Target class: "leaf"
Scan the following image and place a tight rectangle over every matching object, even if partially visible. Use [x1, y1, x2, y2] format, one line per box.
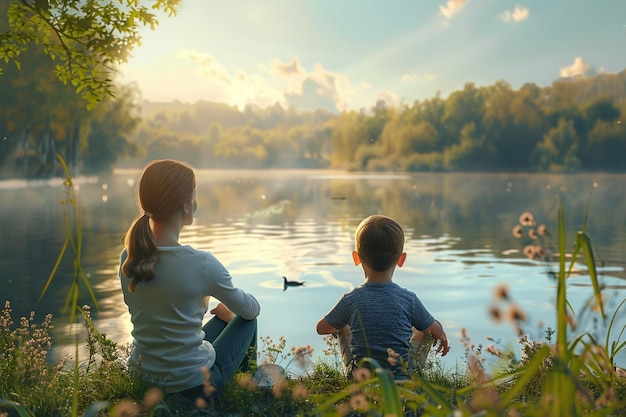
[36, 236, 70, 308]
[499, 345, 551, 403]
[0, 399, 34, 417]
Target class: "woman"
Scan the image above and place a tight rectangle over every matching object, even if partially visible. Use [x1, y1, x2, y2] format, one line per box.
[119, 159, 260, 400]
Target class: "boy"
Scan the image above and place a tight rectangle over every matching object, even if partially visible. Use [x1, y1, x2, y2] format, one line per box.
[316, 215, 449, 379]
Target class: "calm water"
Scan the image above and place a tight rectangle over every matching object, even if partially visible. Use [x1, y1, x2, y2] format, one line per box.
[2, 170, 626, 370]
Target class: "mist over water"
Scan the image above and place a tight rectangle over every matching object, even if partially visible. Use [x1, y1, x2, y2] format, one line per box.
[2, 170, 625, 370]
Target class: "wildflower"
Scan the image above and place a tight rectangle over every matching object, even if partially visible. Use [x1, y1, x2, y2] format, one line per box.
[519, 211, 536, 226]
[350, 393, 369, 411]
[523, 245, 535, 259]
[528, 228, 538, 240]
[485, 345, 502, 357]
[336, 402, 351, 416]
[291, 383, 308, 400]
[537, 224, 548, 236]
[512, 225, 523, 238]
[493, 284, 509, 300]
[112, 399, 140, 417]
[200, 366, 215, 396]
[489, 306, 502, 322]
[506, 304, 527, 322]
[533, 245, 545, 259]
[195, 397, 207, 409]
[142, 387, 163, 409]
[237, 373, 256, 391]
[271, 375, 287, 398]
[387, 348, 400, 366]
[352, 366, 371, 382]
[290, 345, 314, 368]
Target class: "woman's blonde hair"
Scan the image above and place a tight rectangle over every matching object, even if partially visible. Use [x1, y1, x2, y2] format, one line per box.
[122, 159, 196, 293]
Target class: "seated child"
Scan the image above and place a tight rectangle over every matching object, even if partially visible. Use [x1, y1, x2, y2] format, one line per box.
[316, 215, 449, 379]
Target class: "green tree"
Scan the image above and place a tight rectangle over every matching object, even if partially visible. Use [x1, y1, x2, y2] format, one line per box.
[329, 111, 369, 168]
[408, 95, 451, 150]
[586, 120, 626, 171]
[443, 122, 496, 171]
[482, 80, 543, 170]
[81, 86, 141, 173]
[1, 0, 180, 107]
[0, 39, 89, 177]
[263, 127, 299, 167]
[531, 118, 580, 172]
[441, 83, 485, 145]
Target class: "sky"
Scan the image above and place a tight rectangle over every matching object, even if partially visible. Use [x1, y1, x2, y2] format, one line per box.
[117, 0, 626, 113]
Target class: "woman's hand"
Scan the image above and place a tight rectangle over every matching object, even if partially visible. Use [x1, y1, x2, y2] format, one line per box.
[210, 303, 235, 323]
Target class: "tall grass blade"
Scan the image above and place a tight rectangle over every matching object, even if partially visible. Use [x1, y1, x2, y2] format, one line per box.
[0, 399, 34, 417]
[363, 358, 404, 416]
[72, 335, 79, 417]
[606, 298, 626, 362]
[556, 201, 568, 356]
[576, 231, 604, 318]
[409, 372, 454, 413]
[500, 345, 551, 404]
[36, 236, 69, 307]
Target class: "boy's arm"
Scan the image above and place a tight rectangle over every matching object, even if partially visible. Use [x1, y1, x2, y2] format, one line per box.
[316, 317, 341, 335]
[424, 319, 450, 356]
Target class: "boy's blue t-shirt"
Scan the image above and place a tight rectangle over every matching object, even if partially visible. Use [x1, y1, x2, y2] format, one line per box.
[324, 282, 434, 375]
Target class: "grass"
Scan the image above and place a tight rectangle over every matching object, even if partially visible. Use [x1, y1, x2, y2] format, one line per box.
[1, 157, 626, 416]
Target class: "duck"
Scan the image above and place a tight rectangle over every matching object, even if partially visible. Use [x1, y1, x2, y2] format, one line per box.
[283, 276, 305, 291]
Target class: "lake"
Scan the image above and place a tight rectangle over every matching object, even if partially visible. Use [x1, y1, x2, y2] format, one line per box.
[2, 170, 626, 371]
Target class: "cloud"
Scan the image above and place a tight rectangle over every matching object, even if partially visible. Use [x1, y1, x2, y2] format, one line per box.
[371, 90, 399, 109]
[269, 57, 305, 77]
[122, 50, 380, 112]
[439, 0, 470, 19]
[179, 50, 284, 109]
[498, 5, 530, 23]
[283, 63, 358, 112]
[559, 57, 605, 78]
[180, 50, 233, 85]
[176, 52, 365, 112]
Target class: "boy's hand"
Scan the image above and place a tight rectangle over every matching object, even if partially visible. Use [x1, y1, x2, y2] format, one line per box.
[433, 331, 450, 356]
[211, 303, 235, 323]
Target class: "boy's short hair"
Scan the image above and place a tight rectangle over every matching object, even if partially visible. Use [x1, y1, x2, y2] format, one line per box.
[355, 215, 405, 272]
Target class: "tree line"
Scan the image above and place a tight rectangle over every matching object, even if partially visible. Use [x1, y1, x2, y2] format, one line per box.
[2, 46, 626, 177]
[124, 73, 626, 173]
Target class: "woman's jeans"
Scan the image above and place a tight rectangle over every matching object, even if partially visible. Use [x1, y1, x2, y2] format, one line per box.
[203, 315, 257, 390]
[178, 315, 257, 399]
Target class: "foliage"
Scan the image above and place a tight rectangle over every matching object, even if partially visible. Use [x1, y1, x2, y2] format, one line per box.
[0, 0, 180, 107]
[37, 155, 98, 322]
[0, 46, 143, 178]
[114, 72, 626, 173]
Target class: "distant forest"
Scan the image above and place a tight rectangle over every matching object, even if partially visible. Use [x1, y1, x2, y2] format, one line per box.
[2, 44, 626, 177]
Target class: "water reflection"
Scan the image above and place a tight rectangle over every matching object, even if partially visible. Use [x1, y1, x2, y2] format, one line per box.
[1, 170, 625, 368]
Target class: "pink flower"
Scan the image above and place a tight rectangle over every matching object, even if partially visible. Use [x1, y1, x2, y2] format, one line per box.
[519, 212, 536, 226]
[523, 245, 536, 259]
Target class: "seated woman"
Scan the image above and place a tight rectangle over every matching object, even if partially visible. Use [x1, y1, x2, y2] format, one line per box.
[119, 159, 260, 402]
